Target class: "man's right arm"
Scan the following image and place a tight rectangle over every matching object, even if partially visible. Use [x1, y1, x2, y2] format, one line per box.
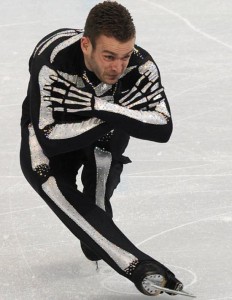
[28, 58, 112, 157]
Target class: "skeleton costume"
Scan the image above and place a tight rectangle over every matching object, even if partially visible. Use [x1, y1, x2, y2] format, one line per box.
[20, 29, 173, 281]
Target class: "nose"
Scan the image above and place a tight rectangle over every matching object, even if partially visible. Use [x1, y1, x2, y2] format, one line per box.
[111, 59, 124, 74]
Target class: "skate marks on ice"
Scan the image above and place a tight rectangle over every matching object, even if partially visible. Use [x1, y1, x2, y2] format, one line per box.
[100, 206, 232, 298]
[136, 211, 232, 249]
[139, 0, 232, 51]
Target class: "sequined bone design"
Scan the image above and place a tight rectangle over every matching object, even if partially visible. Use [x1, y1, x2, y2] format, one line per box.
[43, 62, 170, 125]
[118, 60, 168, 113]
[39, 66, 104, 140]
[28, 123, 139, 275]
[44, 73, 94, 112]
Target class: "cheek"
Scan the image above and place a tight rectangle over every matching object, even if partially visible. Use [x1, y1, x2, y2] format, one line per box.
[96, 57, 107, 72]
[100, 62, 111, 74]
[123, 60, 130, 69]
[122, 63, 128, 71]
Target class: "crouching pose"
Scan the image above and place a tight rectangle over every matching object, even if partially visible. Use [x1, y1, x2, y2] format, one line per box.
[20, 1, 183, 296]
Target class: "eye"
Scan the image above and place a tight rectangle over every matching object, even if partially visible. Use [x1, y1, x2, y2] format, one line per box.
[104, 55, 115, 61]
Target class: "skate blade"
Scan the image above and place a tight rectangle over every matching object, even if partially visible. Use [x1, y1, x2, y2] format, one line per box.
[148, 281, 196, 298]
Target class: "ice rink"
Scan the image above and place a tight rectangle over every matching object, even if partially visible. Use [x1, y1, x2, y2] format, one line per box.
[1, 0, 232, 299]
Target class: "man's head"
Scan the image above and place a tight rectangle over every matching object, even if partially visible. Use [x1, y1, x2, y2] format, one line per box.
[83, 1, 136, 48]
[81, 1, 136, 84]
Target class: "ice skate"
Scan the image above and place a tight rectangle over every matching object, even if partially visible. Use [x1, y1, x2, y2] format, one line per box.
[132, 261, 195, 297]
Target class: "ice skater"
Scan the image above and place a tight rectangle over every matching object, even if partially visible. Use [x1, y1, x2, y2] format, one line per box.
[20, 1, 191, 297]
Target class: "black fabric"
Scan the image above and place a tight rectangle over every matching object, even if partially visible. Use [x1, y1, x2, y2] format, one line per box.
[20, 28, 174, 282]
[21, 28, 172, 157]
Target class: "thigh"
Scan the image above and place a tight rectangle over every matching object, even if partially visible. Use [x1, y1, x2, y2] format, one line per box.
[20, 125, 154, 280]
[105, 158, 124, 202]
[20, 123, 84, 197]
[81, 130, 130, 215]
[50, 150, 84, 190]
[80, 146, 97, 201]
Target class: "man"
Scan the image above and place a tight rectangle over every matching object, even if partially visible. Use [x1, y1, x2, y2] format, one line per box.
[20, 1, 183, 296]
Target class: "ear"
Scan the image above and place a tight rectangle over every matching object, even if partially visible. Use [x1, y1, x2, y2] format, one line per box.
[81, 37, 91, 54]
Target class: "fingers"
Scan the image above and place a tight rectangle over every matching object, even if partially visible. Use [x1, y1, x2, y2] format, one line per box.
[43, 96, 63, 104]
[43, 73, 93, 109]
[44, 85, 66, 95]
[49, 75, 72, 88]
[119, 86, 137, 104]
[48, 74, 92, 99]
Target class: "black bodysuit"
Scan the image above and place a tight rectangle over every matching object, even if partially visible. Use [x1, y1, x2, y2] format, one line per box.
[20, 28, 173, 280]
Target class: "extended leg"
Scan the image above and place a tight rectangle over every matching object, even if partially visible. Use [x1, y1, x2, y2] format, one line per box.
[20, 125, 152, 278]
[20, 124, 183, 293]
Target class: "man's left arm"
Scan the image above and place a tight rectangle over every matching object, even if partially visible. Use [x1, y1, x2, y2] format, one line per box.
[94, 59, 173, 143]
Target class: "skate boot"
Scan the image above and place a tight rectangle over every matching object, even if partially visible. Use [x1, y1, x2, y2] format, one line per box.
[165, 272, 184, 296]
[132, 261, 183, 296]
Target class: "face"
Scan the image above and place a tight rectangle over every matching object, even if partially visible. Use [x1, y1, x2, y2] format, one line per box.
[81, 35, 135, 84]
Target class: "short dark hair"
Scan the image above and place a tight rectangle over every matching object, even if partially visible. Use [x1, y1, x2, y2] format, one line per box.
[83, 1, 136, 48]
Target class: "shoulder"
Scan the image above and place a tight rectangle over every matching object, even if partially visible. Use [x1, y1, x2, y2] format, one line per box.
[33, 28, 83, 56]
[29, 28, 83, 69]
[130, 45, 153, 63]
[130, 45, 160, 73]
[120, 45, 161, 88]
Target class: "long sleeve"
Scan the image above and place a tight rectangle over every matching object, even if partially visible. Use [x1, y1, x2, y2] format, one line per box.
[27, 62, 112, 157]
[92, 99, 172, 143]
[92, 59, 172, 143]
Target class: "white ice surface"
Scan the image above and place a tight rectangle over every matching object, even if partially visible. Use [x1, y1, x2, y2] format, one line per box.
[1, 0, 232, 299]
